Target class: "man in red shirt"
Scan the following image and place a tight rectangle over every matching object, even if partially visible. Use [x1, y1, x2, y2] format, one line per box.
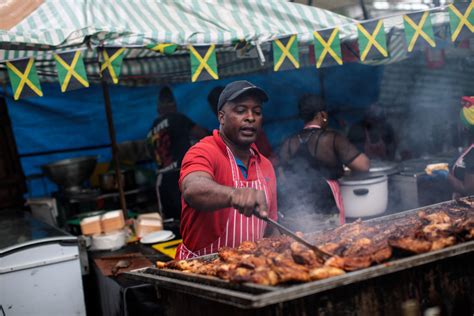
[176, 81, 278, 259]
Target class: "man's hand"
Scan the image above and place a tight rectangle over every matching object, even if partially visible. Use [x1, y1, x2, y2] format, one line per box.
[230, 188, 268, 218]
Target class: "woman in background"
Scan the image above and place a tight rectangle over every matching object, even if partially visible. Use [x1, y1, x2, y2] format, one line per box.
[449, 96, 474, 198]
[278, 95, 369, 231]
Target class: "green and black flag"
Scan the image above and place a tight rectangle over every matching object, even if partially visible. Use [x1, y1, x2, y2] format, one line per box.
[6, 57, 43, 100]
[100, 47, 125, 84]
[54, 51, 89, 92]
[189, 45, 219, 82]
[272, 35, 300, 71]
[313, 28, 343, 68]
[403, 12, 436, 52]
[146, 43, 177, 55]
[448, 2, 474, 42]
[357, 20, 388, 62]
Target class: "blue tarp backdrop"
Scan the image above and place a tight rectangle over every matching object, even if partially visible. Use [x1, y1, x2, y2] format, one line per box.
[3, 64, 382, 197]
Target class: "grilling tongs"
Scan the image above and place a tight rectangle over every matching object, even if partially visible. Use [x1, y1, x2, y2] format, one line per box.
[253, 210, 332, 260]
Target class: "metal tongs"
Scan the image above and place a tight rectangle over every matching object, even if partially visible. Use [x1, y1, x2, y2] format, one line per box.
[253, 210, 332, 260]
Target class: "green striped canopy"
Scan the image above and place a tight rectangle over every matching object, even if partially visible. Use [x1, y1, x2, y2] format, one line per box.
[0, 0, 455, 84]
[0, 0, 356, 56]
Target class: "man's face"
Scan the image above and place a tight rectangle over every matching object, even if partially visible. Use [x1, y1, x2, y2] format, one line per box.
[218, 95, 263, 147]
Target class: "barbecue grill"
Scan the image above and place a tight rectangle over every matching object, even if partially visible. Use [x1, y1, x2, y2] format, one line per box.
[126, 200, 474, 315]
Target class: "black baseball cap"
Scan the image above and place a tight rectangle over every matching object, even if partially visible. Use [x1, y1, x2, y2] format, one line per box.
[217, 80, 269, 111]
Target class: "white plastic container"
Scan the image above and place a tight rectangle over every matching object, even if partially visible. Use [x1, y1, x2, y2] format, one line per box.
[339, 175, 388, 218]
[0, 211, 86, 316]
[90, 229, 127, 251]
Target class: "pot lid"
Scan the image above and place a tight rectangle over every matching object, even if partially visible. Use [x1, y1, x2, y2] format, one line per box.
[339, 174, 387, 185]
[369, 160, 399, 173]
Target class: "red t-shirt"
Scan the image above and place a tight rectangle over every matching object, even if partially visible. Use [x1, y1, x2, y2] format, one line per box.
[179, 130, 278, 251]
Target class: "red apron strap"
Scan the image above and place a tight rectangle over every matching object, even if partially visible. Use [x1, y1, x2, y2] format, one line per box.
[326, 179, 345, 225]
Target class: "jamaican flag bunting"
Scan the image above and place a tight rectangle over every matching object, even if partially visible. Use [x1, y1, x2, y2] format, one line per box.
[6, 58, 42, 100]
[272, 35, 299, 71]
[357, 20, 388, 62]
[100, 48, 125, 84]
[189, 45, 219, 82]
[313, 28, 343, 68]
[448, 2, 474, 42]
[403, 12, 436, 52]
[147, 43, 177, 55]
[54, 51, 89, 92]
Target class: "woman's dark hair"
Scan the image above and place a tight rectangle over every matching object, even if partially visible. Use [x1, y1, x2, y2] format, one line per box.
[298, 94, 326, 123]
[159, 86, 175, 104]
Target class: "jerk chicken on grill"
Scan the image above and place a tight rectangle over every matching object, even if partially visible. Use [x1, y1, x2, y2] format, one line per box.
[157, 199, 474, 285]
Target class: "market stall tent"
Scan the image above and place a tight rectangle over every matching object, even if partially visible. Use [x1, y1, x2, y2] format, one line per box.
[0, 0, 472, 201]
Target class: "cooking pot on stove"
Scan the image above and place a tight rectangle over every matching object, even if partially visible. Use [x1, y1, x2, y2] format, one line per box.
[339, 175, 388, 218]
[368, 160, 399, 177]
[99, 169, 136, 192]
[344, 160, 399, 178]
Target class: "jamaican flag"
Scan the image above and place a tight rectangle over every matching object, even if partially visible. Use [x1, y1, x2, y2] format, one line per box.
[313, 28, 343, 68]
[357, 20, 388, 62]
[6, 58, 42, 100]
[100, 47, 125, 84]
[448, 2, 474, 42]
[272, 35, 299, 71]
[189, 45, 219, 82]
[403, 12, 436, 52]
[54, 51, 89, 92]
[147, 43, 177, 55]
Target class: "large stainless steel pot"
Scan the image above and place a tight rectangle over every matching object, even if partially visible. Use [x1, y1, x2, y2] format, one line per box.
[99, 169, 136, 192]
[339, 175, 388, 218]
[41, 156, 97, 191]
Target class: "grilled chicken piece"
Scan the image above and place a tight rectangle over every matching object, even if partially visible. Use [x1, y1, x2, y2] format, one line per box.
[388, 237, 432, 254]
[324, 255, 372, 271]
[250, 268, 279, 285]
[319, 242, 342, 255]
[419, 211, 451, 224]
[227, 267, 253, 283]
[238, 240, 257, 253]
[193, 260, 223, 276]
[237, 254, 268, 269]
[218, 247, 241, 263]
[271, 253, 310, 283]
[290, 242, 323, 268]
[431, 236, 456, 251]
[156, 261, 167, 268]
[165, 259, 203, 271]
[370, 245, 392, 263]
[423, 223, 453, 239]
[309, 266, 345, 280]
[216, 263, 238, 280]
[343, 238, 372, 257]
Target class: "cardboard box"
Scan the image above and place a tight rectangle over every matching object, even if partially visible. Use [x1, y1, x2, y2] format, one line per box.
[135, 213, 163, 238]
[80, 210, 125, 235]
[101, 210, 125, 233]
[80, 215, 102, 236]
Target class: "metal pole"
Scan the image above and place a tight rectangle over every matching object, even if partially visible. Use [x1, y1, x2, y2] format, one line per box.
[101, 78, 128, 219]
[359, 0, 370, 20]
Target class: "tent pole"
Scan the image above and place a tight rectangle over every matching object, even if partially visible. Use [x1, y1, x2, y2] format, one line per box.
[101, 79, 128, 219]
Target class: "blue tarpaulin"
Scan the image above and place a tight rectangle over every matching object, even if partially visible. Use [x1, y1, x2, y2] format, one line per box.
[4, 64, 382, 197]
